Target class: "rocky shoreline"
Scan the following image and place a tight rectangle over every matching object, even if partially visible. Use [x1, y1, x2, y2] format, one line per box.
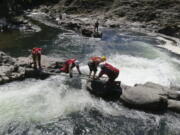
[1, 51, 180, 114]
[0, 51, 61, 85]
[28, 0, 180, 39]
[1, 0, 180, 39]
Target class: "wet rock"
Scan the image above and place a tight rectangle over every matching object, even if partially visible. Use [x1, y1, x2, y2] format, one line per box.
[93, 32, 103, 38]
[0, 50, 69, 85]
[81, 28, 93, 37]
[168, 99, 180, 113]
[16, 57, 31, 67]
[120, 85, 168, 111]
[24, 68, 51, 79]
[62, 20, 81, 31]
[86, 79, 122, 101]
[167, 91, 180, 101]
[0, 51, 62, 85]
[105, 20, 120, 28]
[158, 24, 180, 37]
[135, 82, 170, 92]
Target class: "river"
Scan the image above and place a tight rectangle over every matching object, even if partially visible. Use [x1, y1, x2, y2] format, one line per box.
[0, 12, 180, 135]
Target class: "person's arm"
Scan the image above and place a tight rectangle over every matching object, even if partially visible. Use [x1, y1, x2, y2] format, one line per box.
[97, 70, 104, 80]
[76, 66, 82, 75]
[93, 71, 97, 79]
[69, 64, 73, 78]
[89, 70, 92, 78]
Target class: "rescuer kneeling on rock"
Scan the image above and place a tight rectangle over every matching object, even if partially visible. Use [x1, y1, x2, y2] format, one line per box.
[59, 58, 82, 78]
[97, 62, 119, 84]
[31, 47, 42, 69]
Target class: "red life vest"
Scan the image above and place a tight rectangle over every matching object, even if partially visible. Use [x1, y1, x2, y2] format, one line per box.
[90, 57, 101, 62]
[60, 59, 76, 73]
[66, 59, 76, 65]
[99, 63, 119, 78]
[32, 48, 42, 55]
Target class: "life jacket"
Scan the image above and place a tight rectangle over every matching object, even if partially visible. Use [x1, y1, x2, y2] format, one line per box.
[90, 57, 101, 62]
[32, 48, 42, 55]
[89, 57, 101, 65]
[66, 59, 76, 66]
[100, 63, 119, 78]
[60, 59, 76, 73]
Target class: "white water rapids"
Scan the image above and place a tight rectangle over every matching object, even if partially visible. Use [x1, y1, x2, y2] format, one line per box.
[0, 11, 180, 134]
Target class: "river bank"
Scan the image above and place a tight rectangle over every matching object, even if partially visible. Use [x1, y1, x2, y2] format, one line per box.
[1, 0, 180, 38]
[26, 6, 180, 55]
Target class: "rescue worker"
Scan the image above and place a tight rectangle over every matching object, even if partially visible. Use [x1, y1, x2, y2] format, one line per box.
[60, 59, 81, 78]
[97, 63, 119, 84]
[31, 47, 42, 69]
[94, 20, 99, 33]
[88, 56, 106, 79]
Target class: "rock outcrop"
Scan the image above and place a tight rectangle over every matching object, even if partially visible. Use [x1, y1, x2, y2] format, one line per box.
[120, 82, 180, 113]
[1, 0, 180, 38]
[120, 84, 168, 111]
[0, 51, 62, 84]
[86, 79, 122, 101]
[36, 0, 180, 38]
[2, 51, 180, 114]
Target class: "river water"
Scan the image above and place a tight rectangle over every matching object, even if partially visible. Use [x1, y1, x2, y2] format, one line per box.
[0, 12, 180, 135]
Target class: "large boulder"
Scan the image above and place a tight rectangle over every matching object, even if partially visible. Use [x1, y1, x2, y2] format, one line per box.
[167, 91, 180, 101]
[86, 79, 122, 101]
[168, 99, 180, 113]
[0, 51, 63, 85]
[120, 84, 168, 111]
[24, 68, 51, 79]
[81, 28, 93, 37]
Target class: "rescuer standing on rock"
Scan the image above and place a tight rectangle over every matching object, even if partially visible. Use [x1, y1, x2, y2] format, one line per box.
[94, 19, 99, 33]
[31, 47, 42, 69]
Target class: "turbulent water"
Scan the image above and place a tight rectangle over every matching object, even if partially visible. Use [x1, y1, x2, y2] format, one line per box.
[0, 12, 180, 135]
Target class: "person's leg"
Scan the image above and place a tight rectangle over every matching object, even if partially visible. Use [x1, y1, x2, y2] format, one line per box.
[88, 62, 93, 78]
[32, 54, 37, 69]
[37, 53, 41, 69]
[107, 72, 119, 84]
[92, 64, 97, 79]
[60, 62, 68, 73]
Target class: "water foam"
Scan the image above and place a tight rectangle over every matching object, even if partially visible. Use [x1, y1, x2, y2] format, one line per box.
[0, 75, 126, 126]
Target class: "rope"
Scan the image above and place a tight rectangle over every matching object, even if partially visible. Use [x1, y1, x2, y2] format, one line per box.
[47, 71, 108, 80]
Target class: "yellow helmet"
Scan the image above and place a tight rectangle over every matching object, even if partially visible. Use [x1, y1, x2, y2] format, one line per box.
[101, 56, 106, 61]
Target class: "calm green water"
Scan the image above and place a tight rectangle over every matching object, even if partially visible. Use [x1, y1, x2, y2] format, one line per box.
[0, 12, 180, 135]
[0, 23, 60, 57]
